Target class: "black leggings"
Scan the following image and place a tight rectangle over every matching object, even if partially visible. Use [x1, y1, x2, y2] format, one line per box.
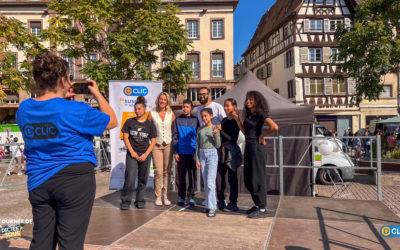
[244, 141, 267, 208]
[29, 162, 96, 250]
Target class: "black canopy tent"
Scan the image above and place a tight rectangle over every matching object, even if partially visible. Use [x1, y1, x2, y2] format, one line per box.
[213, 71, 315, 196]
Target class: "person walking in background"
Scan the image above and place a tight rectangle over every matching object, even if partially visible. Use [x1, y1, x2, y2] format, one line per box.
[121, 96, 157, 210]
[353, 132, 361, 161]
[148, 92, 175, 206]
[8, 137, 23, 176]
[196, 108, 221, 217]
[16, 52, 117, 250]
[216, 98, 243, 212]
[343, 129, 349, 152]
[243, 91, 278, 219]
[172, 100, 199, 206]
[387, 132, 396, 151]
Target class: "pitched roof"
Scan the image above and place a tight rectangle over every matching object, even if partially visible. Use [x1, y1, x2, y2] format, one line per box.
[242, 0, 303, 56]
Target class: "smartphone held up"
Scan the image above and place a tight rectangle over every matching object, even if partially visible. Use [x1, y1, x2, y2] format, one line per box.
[72, 81, 93, 95]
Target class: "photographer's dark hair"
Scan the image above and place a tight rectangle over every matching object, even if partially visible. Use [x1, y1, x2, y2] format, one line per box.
[200, 108, 213, 116]
[135, 96, 146, 107]
[244, 91, 269, 118]
[32, 52, 69, 96]
[183, 99, 193, 107]
[225, 98, 237, 106]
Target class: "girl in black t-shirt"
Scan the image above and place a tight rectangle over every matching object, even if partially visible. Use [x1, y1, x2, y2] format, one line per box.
[121, 96, 157, 210]
[243, 91, 278, 219]
[216, 98, 244, 212]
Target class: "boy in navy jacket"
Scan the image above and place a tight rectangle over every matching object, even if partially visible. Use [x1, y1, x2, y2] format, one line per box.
[172, 99, 199, 206]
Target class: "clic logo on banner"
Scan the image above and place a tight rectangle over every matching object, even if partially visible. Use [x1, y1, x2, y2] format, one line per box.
[123, 86, 148, 96]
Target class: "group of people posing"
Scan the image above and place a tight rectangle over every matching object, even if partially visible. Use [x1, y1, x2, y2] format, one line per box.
[120, 87, 278, 218]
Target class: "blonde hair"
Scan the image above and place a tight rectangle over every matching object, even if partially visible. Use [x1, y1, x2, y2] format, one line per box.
[155, 92, 172, 113]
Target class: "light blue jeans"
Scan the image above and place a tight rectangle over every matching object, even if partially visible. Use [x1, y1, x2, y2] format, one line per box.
[199, 148, 218, 211]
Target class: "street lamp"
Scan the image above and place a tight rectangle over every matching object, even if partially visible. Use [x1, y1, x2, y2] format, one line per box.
[165, 67, 172, 94]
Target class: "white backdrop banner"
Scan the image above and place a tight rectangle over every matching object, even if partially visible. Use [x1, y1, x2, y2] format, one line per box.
[109, 80, 162, 190]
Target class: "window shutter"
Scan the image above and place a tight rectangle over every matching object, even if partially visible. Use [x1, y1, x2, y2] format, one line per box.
[30, 21, 41, 28]
[323, 47, 330, 63]
[324, 19, 329, 32]
[347, 77, 356, 94]
[324, 78, 333, 95]
[301, 47, 308, 63]
[344, 18, 351, 28]
[304, 19, 310, 32]
[305, 78, 310, 95]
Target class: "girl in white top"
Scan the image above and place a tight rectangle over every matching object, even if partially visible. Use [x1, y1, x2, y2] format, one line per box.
[148, 92, 175, 206]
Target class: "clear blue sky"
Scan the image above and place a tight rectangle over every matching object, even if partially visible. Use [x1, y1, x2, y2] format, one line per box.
[234, 0, 276, 64]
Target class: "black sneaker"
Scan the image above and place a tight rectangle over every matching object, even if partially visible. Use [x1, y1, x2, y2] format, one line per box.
[207, 210, 216, 217]
[135, 202, 145, 209]
[177, 199, 185, 206]
[120, 203, 130, 210]
[226, 202, 239, 212]
[189, 198, 196, 206]
[246, 206, 259, 214]
[217, 201, 226, 211]
[248, 209, 268, 219]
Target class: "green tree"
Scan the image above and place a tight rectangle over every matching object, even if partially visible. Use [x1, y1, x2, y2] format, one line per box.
[41, 0, 193, 94]
[0, 14, 44, 98]
[335, 0, 400, 104]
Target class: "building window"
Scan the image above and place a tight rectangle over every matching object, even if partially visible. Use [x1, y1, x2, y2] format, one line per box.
[212, 20, 223, 39]
[310, 19, 323, 31]
[187, 88, 198, 102]
[285, 50, 294, 68]
[330, 19, 343, 31]
[267, 39, 271, 49]
[61, 54, 74, 79]
[170, 89, 177, 103]
[256, 67, 265, 80]
[326, 0, 334, 5]
[283, 24, 292, 39]
[315, 0, 324, 5]
[259, 42, 265, 56]
[332, 78, 346, 94]
[310, 79, 323, 95]
[212, 53, 224, 78]
[266, 63, 272, 77]
[187, 20, 199, 39]
[331, 48, 340, 62]
[29, 21, 42, 36]
[86, 54, 97, 63]
[272, 33, 280, 46]
[309, 48, 322, 62]
[381, 85, 392, 98]
[144, 62, 151, 72]
[211, 88, 226, 100]
[188, 53, 199, 79]
[288, 80, 295, 98]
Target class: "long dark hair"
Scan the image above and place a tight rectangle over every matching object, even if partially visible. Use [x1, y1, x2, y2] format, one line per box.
[244, 91, 269, 118]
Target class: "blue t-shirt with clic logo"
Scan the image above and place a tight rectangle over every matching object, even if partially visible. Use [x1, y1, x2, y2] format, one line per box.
[16, 98, 110, 191]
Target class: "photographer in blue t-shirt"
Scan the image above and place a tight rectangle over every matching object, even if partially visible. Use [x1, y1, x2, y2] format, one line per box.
[16, 52, 118, 250]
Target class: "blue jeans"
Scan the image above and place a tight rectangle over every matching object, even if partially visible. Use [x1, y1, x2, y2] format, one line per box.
[199, 148, 218, 211]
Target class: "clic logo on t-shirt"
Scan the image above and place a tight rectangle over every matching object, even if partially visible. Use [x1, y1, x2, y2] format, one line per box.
[23, 122, 59, 139]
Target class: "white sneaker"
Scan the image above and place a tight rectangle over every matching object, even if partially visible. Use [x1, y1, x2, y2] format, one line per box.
[163, 198, 171, 206]
[17, 172, 23, 176]
[155, 198, 162, 206]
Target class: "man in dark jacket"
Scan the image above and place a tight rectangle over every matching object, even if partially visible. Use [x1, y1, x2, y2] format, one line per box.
[172, 100, 199, 206]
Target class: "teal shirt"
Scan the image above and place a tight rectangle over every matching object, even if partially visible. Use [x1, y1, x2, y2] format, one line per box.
[196, 126, 221, 162]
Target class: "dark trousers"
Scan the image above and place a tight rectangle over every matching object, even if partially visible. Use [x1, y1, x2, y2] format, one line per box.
[121, 153, 151, 206]
[244, 141, 267, 208]
[28, 162, 96, 250]
[216, 162, 239, 204]
[177, 154, 197, 199]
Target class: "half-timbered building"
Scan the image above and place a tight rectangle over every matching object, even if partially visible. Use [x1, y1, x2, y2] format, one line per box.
[242, 0, 399, 134]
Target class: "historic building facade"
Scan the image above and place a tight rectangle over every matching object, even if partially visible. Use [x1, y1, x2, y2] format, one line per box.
[0, 0, 238, 121]
[242, 0, 399, 134]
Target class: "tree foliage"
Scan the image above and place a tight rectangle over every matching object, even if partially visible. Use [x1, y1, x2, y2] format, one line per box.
[335, 0, 400, 104]
[0, 14, 44, 98]
[41, 0, 193, 93]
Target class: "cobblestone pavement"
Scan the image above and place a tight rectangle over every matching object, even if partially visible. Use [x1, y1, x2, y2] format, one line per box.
[316, 182, 400, 217]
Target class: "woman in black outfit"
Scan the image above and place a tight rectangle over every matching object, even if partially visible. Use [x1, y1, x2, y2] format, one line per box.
[243, 91, 278, 218]
[217, 98, 244, 211]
